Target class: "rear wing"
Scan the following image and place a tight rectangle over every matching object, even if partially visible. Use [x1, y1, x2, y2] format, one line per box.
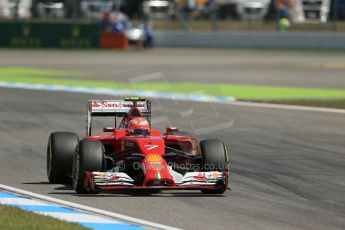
[87, 98, 151, 136]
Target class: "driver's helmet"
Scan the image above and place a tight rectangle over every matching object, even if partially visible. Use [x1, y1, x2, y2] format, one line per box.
[128, 117, 150, 135]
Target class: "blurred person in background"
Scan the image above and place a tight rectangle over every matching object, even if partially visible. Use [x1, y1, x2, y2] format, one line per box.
[278, 0, 294, 31]
[110, 11, 128, 32]
[278, 0, 289, 18]
[143, 20, 154, 47]
[101, 10, 112, 31]
[279, 14, 290, 31]
[278, 0, 295, 18]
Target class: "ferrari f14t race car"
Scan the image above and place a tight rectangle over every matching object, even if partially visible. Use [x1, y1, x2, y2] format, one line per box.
[47, 97, 229, 194]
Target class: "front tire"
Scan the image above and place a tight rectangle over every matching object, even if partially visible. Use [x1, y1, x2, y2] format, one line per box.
[47, 132, 79, 184]
[200, 139, 229, 194]
[73, 139, 104, 194]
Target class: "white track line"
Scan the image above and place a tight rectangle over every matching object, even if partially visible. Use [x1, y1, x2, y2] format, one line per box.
[0, 184, 181, 230]
[37, 212, 121, 224]
[0, 198, 50, 206]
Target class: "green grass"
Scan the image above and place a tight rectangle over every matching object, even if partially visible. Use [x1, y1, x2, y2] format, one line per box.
[0, 205, 88, 230]
[0, 67, 82, 78]
[1, 66, 345, 101]
[129, 82, 345, 100]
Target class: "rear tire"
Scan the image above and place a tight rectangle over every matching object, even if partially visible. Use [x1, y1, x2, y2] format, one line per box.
[47, 132, 79, 184]
[200, 139, 228, 194]
[73, 140, 104, 194]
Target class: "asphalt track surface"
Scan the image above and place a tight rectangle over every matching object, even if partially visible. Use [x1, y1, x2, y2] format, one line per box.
[1, 48, 345, 89]
[0, 49, 345, 230]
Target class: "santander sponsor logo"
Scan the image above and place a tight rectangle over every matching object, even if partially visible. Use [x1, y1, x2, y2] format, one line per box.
[91, 100, 146, 110]
[101, 101, 119, 107]
[91, 101, 133, 108]
[92, 101, 101, 107]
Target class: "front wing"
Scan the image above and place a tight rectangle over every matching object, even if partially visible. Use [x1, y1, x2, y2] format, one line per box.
[84, 171, 228, 192]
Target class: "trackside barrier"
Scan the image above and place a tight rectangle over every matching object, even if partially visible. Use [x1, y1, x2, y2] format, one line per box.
[154, 31, 345, 50]
[99, 32, 129, 50]
[3, 21, 345, 50]
[0, 21, 99, 48]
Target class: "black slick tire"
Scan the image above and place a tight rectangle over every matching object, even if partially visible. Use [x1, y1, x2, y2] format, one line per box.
[73, 139, 104, 194]
[47, 132, 79, 184]
[200, 139, 229, 194]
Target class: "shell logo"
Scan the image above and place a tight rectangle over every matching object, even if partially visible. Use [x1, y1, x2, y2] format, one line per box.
[145, 154, 163, 163]
[211, 172, 221, 178]
[97, 172, 105, 178]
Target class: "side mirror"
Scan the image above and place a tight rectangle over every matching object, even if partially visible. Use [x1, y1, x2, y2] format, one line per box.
[166, 127, 179, 133]
[103, 127, 115, 132]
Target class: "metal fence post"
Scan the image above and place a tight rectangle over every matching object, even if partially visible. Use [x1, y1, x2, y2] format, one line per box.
[332, 0, 338, 32]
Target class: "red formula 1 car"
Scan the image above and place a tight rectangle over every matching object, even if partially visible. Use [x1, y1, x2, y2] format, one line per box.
[47, 97, 229, 194]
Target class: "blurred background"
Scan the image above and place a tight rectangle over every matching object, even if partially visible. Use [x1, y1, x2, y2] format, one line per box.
[0, 0, 344, 32]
